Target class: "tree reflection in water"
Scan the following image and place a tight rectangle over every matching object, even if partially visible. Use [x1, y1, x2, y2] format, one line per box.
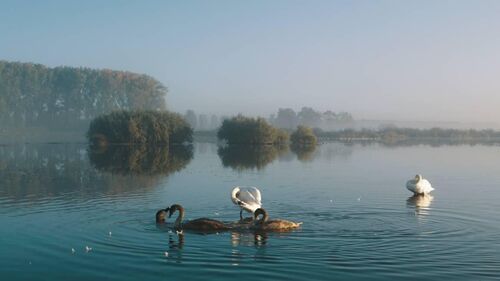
[217, 145, 288, 171]
[0, 144, 193, 201]
[290, 144, 317, 162]
[88, 144, 193, 176]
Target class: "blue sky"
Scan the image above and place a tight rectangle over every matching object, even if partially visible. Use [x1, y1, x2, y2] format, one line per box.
[2, 0, 500, 123]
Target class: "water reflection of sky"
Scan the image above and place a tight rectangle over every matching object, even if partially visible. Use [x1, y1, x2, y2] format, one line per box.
[1, 142, 500, 280]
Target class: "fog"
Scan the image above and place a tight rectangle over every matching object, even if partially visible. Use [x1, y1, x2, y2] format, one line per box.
[1, 0, 500, 128]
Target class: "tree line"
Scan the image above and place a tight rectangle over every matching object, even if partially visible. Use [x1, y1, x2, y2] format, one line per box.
[316, 127, 500, 142]
[184, 107, 354, 133]
[184, 110, 223, 131]
[269, 107, 354, 130]
[0, 60, 167, 130]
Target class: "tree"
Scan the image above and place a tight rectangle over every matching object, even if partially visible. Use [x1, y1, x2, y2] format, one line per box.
[217, 114, 289, 145]
[290, 125, 317, 146]
[210, 114, 219, 130]
[184, 110, 197, 130]
[198, 114, 208, 130]
[0, 60, 167, 131]
[297, 107, 322, 128]
[87, 110, 192, 145]
[274, 108, 298, 129]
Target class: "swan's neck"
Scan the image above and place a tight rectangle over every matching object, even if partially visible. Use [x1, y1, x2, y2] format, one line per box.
[256, 211, 269, 224]
[262, 211, 269, 222]
[174, 207, 184, 229]
[231, 187, 240, 201]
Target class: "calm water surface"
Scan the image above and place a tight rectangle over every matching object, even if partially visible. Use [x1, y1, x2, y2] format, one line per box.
[1, 142, 500, 280]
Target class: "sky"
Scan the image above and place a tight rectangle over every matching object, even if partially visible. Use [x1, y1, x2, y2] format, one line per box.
[1, 0, 500, 124]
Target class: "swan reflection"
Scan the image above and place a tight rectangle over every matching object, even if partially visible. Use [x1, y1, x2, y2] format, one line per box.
[407, 194, 434, 217]
[231, 231, 268, 248]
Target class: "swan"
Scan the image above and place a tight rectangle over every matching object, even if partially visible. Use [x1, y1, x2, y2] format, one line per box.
[406, 174, 434, 195]
[251, 208, 302, 231]
[156, 207, 170, 223]
[231, 186, 262, 220]
[168, 204, 229, 232]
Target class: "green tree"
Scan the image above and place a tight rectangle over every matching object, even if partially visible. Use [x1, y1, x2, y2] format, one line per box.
[290, 125, 317, 146]
[217, 114, 289, 145]
[87, 110, 192, 145]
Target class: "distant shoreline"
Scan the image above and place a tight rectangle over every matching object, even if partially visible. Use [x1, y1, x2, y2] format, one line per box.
[3, 128, 500, 145]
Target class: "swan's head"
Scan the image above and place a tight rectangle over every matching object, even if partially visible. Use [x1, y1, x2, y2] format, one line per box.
[155, 207, 170, 223]
[415, 174, 423, 181]
[168, 204, 183, 218]
[253, 208, 268, 224]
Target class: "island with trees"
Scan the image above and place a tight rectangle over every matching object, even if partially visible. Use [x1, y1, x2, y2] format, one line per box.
[87, 110, 193, 146]
[217, 115, 288, 145]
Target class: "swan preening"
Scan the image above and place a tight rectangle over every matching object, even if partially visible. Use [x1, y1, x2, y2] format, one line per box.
[406, 174, 434, 195]
[231, 186, 262, 220]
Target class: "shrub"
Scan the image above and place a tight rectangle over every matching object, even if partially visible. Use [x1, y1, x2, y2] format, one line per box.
[290, 126, 317, 146]
[217, 115, 288, 145]
[87, 110, 192, 145]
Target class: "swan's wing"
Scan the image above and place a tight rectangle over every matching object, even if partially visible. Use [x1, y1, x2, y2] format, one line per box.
[421, 179, 434, 192]
[234, 187, 262, 212]
[238, 190, 260, 205]
[406, 179, 416, 192]
[246, 187, 262, 205]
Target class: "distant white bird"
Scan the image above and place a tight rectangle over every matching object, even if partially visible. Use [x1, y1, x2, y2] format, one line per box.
[231, 186, 262, 220]
[85, 246, 92, 252]
[406, 174, 434, 195]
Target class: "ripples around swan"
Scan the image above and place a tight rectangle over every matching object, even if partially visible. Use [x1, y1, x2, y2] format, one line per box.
[1, 143, 500, 280]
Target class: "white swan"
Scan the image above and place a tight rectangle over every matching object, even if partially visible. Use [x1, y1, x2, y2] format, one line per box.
[231, 186, 262, 220]
[406, 174, 434, 195]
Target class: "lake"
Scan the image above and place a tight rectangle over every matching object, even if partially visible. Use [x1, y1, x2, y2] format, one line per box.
[1, 142, 499, 280]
